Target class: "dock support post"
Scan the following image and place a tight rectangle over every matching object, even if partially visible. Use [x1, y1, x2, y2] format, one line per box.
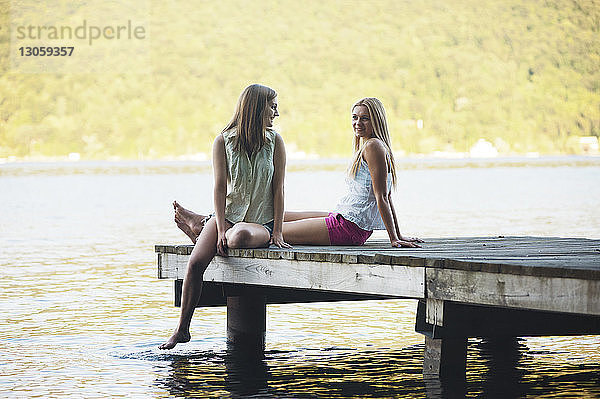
[416, 299, 468, 378]
[423, 335, 467, 377]
[417, 299, 468, 397]
[226, 295, 266, 354]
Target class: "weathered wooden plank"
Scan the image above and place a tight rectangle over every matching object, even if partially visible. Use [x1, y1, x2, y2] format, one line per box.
[374, 254, 391, 265]
[175, 245, 191, 255]
[154, 244, 169, 253]
[228, 248, 241, 257]
[266, 250, 295, 260]
[253, 249, 270, 259]
[358, 254, 376, 264]
[158, 253, 188, 279]
[239, 249, 255, 258]
[341, 254, 358, 263]
[390, 256, 426, 267]
[371, 237, 599, 253]
[380, 246, 597, 256]
[156, 237, 599, 255]
[308, 252, 342, 262]
[443, 258, 600, 279]
[444, 258, 599, 278]
[158, 253, 425, 298]
[295, 252, 312, 261]
[155, 237, 600, 279]
[418, 299, 600, 337]
[426, 268, 600, 315]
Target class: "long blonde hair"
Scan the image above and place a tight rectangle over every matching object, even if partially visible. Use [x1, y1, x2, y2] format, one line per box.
[349, 97, 397, 187]
[222, 84, 277, 157]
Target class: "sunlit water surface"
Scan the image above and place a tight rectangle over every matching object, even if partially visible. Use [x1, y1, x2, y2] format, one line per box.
[1, 158, 599, 398]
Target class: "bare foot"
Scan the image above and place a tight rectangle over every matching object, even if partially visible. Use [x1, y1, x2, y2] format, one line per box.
[173, 201, 207, 244]
[158, 329, 191, 350]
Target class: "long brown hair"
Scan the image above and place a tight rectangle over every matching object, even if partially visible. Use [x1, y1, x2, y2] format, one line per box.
[222, 84, 277, 157]
[349, 97, 397, 187]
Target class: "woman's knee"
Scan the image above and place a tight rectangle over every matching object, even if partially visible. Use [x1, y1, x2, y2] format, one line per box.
[226, 227, 253, 248]
[187, 255, 209, 275]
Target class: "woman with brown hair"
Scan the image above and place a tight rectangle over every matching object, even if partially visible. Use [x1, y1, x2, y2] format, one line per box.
[159, 84, 290, 350]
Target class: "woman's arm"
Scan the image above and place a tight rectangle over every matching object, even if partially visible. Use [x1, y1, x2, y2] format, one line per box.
[388, 191, 402, 239]
[388, 191, 423, 244]
[271, 133, 291, 248]
[364, 139, 420, 248]
[212, 134, 229, 255]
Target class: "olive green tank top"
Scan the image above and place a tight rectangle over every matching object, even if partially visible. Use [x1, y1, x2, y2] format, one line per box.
[222, 128, 276, 224]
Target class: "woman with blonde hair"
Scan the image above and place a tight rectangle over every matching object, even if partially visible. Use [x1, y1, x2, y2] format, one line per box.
[159, 84, 290, 350]
[281, 97, 422, 248]
[174, 97, 420, 249]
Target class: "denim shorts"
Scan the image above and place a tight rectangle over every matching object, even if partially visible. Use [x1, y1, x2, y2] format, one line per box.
[262, 220, 274, 236]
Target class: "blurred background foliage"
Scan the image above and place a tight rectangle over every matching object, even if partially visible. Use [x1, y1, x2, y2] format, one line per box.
[0, 0, 598, 159]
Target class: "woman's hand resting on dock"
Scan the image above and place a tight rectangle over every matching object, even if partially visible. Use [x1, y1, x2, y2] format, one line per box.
[391, 236, 424, 248]
[270, 231, 292, 249]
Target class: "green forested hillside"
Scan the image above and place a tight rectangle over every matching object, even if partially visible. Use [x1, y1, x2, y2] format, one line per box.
[0, 0, 598, 159]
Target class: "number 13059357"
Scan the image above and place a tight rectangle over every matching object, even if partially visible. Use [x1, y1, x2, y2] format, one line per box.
[19, 46, 74, 56]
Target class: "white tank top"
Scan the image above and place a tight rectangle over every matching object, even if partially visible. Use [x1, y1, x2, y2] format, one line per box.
[334, 158, 392, 231]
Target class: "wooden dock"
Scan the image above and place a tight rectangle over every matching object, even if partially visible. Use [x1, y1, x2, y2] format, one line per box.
[156, 236, 600, 377]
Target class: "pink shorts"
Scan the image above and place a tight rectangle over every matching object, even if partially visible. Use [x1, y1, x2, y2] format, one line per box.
[325, 213, 373, 246]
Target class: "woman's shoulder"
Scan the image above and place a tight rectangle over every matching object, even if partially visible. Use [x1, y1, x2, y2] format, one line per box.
[213, 132, 226, 145]
[363, 138, 388, 159]
[266, 129, 283, 148]
[214, 133, 225, 144]
[266, 128, 278, 140]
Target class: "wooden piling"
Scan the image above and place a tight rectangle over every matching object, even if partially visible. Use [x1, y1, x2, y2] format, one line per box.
[226, 295, 267, 353]
[423, 336, 467, 377]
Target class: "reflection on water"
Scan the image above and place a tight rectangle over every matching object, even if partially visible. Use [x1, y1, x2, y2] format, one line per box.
[467, 338, 600, 399]
[150, 347, 426, 398]
[1, 159, 599, 397]
[141, 339, 600, 398]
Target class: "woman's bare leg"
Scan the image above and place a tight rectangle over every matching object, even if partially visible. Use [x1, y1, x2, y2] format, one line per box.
[159, 218, 274, 349]
[173, 207, 328, 244]
[173, 201, 207, 244]
[159, 217, 219, 350]
[284, 211, 329, 222]
[283, 217, 330, 245]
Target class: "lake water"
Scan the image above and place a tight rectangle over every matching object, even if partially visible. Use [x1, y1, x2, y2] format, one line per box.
[1, 157, 599, 398]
